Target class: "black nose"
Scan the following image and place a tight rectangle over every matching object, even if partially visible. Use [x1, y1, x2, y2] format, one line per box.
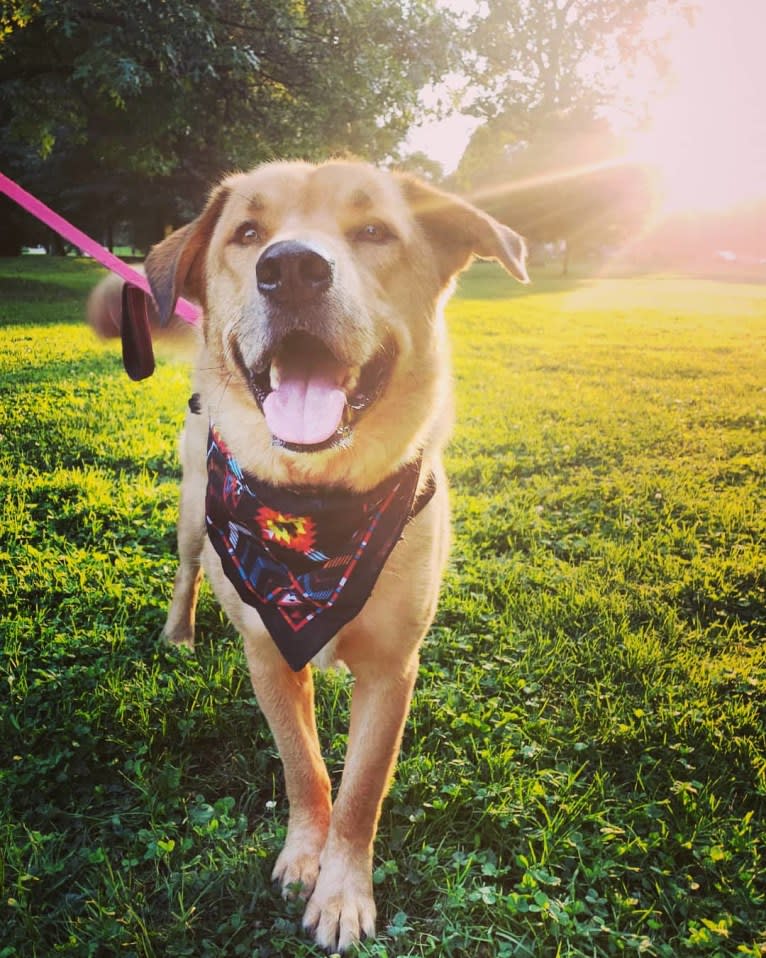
[256, 240, 333, 306]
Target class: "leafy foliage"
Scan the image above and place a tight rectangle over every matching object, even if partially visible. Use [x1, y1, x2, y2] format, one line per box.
[0, 0, 456, 247]
[0, 258, 765, 956]
[452, 0, 690, 249]
[461, 0, 693, 134]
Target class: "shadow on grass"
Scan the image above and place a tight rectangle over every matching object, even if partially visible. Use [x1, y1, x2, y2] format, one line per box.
[0, 256, 105, 327]
[0, 350, 124, 386]
[0, 274, 94, 301]
[0, 299, 90, 329]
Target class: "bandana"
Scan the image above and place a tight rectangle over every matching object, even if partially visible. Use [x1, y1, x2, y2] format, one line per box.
[205, 427, 435, 671]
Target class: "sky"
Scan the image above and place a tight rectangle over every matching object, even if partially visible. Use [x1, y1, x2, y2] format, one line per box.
[406, 0, 766, 215]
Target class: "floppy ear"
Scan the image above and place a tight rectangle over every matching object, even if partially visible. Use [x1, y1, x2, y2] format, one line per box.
[398, 176, 529, 285]
[145, 185, 230, 326]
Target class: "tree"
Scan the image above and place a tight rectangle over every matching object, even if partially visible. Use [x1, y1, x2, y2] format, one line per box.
[0, 0, 457, 249]
[454, 111, 654, 271]
[394, 151, 445, 184]
[450, 0, 687, 268]
[461, 0, 694, 138]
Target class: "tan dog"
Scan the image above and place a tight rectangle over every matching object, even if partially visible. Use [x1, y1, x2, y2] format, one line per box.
[141, 160, 527, 952]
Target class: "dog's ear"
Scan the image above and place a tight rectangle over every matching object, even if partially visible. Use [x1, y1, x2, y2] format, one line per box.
[145, 185, 230, 326]
[399, 175, 529, 285]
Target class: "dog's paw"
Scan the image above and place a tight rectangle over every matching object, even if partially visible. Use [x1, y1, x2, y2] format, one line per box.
[302, 856, 376, 953]
[271, 827, 326, 900]
[161, 624, 195, 651]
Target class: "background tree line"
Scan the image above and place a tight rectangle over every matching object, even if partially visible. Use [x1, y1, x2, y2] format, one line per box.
[0, 0, 687, 258]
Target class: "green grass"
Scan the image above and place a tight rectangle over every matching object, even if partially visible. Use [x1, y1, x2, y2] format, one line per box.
[1, 257, 764, 957]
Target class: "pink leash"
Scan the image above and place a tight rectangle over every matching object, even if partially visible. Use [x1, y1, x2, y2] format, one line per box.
[0, 170, 201, 326]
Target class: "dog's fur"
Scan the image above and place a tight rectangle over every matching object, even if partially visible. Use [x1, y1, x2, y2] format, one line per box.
[123, 161, 527, 951]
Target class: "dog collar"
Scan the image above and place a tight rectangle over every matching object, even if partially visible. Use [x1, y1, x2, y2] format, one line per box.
[205, 427, 435, 670]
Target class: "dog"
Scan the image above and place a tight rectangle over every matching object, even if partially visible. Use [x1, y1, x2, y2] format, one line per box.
[133, 160, 528, 952]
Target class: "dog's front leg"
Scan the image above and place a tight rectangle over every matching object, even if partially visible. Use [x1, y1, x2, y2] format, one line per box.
[161, 479, 205, 649]
[162, 423, 207, 649]
[243, 636, 332, 900]
[303, 655, 419, 953]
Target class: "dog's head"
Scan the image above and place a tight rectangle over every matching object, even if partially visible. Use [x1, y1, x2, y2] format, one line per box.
[145, 161, 528, 483]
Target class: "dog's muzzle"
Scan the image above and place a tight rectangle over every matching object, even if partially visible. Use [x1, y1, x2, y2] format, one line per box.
[237, 241, 394, 453]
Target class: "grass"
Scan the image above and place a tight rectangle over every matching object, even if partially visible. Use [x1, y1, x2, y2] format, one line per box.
[0, 256, 764, 957]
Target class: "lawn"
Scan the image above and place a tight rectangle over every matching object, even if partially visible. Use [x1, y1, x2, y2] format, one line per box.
[0, 257, 764, 957]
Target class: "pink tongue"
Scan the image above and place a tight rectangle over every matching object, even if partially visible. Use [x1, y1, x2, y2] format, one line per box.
[263, 373, 346, 445]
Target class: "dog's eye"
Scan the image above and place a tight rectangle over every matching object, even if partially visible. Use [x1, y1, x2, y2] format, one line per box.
[355, 222, 394, 244]
[233, 222, 261, 246]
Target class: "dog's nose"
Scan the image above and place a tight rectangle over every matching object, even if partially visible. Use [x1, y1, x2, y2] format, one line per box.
[256, 241, 333, 305]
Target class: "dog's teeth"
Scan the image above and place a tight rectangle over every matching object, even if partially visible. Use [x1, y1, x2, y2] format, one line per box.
[269, 362, 281, 390]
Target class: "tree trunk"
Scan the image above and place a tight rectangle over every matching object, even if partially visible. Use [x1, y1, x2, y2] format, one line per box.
[106, 217, 114, 253]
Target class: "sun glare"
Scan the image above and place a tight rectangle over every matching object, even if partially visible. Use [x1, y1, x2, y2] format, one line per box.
[623, 0, 766, 215]
[411, 1, 765, 221]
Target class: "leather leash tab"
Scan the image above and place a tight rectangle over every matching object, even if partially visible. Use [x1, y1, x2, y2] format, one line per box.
[121, 283, 155, 381]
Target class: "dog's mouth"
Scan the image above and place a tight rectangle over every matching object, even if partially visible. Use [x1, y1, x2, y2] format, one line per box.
[245, 332, 395, 453]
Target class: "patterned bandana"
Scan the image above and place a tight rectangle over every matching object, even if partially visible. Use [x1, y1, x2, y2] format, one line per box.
[205, 427, 435, 671]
